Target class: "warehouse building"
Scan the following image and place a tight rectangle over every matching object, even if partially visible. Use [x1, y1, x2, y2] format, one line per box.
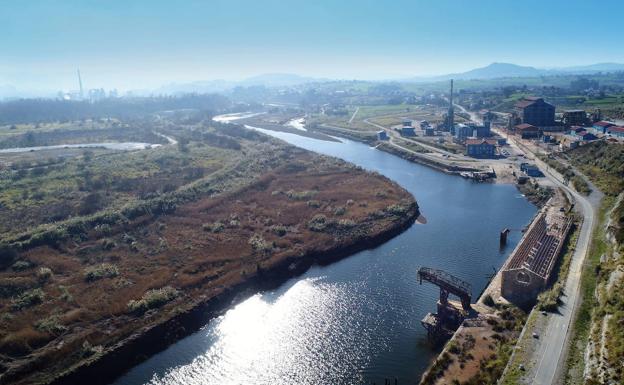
[501, 210, 572, 306]
[514, 97, 555, 127]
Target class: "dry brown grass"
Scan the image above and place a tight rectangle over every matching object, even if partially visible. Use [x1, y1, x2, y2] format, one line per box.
[0, 151, 415, 385]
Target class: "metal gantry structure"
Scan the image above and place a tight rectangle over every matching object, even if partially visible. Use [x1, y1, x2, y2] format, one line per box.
[418, 267, 472, 311]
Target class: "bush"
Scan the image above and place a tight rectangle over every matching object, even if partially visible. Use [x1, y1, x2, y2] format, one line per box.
[483, 294, 495, 307]
[203, 221, 224, 233]
[248, 234, 273, 254]
[286, 190, 317, 200]
[337, 219, 356, 229]
[11, 288, 44, 310]
[127, 286, 179, 315]
[334, 206, 346, 216]
[101, 239, 116, 250]
[84, 263, 119, 282]
[270, 225, 288, 236]
[0, 277, 36, 298]
[308, 214, 328, 232]
[11, 260, 32, 272]
[386, 203, 409, 216]
[35, 315, 66, 335]
[36, 267, 53, 282]
[307, 200, 321, 208]
[58, 285, 73, 302]
[571, 175, 591, 195]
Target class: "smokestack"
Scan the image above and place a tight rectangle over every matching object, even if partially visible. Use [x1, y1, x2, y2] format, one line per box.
[77, 68, 84, 100]
[447, 79, 455, 132]
[450, 79, 453, 106]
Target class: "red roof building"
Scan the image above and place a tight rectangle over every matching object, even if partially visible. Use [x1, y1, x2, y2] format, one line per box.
[514, 123, 541, 139]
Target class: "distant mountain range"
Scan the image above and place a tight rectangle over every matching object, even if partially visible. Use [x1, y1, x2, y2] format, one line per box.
[3, 63, 624, 99]
[153, 63, 624, 94]
[405, 62, 624, 82]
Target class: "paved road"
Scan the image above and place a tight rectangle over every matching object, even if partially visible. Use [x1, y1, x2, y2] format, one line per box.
[508, 133, 600, 385]
[348, 106, 360, 124]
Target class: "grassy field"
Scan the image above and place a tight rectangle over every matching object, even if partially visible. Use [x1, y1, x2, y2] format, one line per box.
[309, 104, 447, 133]
[0, 124, 233, 236]
[563, 141, 624, 196]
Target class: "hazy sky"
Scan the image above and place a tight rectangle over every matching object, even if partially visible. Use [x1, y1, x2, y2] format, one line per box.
[2, 0, 623, 92]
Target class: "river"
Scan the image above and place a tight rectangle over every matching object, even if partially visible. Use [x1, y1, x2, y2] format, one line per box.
[0, 142, 161, 154]
[111, 115, 536, 385]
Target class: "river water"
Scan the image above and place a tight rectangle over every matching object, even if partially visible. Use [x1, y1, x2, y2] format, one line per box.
[0, 142, 160, 154]
[111, 116, 536, 385]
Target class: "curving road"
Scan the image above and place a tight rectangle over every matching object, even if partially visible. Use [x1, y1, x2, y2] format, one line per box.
[515, 140, 599, 384]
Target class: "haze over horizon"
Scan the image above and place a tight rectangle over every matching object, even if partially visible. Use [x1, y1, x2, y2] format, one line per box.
[2, 0, 624, 93]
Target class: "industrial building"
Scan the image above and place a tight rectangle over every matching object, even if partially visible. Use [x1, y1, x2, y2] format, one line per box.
[514, 96, 555, 127]
[454, 123, 474, 142]
[455, 122, 492, 142]
[520, 163, 543, 177]
[465, 138, 497, 158]
[377, 131, 389, 141]
[607, 126, 624, 139]
[563, 110, 588, 127]
[592, 120, 615, 134]
[514, 123, 540, 139]
[400, 126, 415, 136]
[501, 209, 572, 305]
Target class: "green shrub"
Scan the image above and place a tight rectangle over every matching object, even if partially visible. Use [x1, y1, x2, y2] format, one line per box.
[483, 294, 495, 307]
[11, 260, 32, 272]
[270, 225, 288, 236]
[58, 285, 73, 302]
[386, 203, 409, 216]
[286, 190, 317, 200]
[337, 219, 356, 229]
[571, 175, 591, 195]
[306, 200, 321, 208]
[127, 286, 179, 315]
[84, 263, 119, 282]
[101, 239, 116, 250]
[248, 234, 273, 254]
[0, 277, 36, 298]
[35, 315, 67, 335]
[207, 221, 224, 233]
[36, 267, 53, 282]
[11, 288, 44, 310]
[334, 206, 346, 216]
[308, 214, 328, 232]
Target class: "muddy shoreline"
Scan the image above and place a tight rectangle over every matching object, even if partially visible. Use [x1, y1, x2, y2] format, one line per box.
[46, 204, 419, 385]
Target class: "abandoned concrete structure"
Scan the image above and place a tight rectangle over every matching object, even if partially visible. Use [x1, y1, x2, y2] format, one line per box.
[501, 208, 572, 306]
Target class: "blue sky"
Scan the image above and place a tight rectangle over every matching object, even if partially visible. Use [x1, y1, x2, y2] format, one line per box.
[2, 0, 623, 92]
